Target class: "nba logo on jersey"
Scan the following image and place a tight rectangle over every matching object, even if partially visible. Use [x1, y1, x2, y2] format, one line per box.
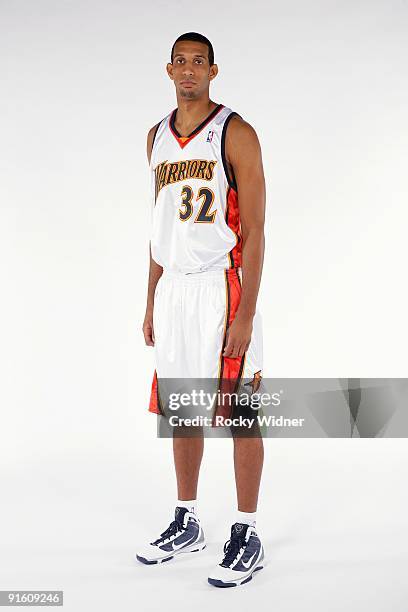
[206, 130, 214, 143]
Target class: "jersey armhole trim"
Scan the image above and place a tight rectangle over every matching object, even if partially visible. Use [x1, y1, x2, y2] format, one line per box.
[149, 116, 168, 169]
[151, 121, 162, 149]
[221, 111, 241, 191]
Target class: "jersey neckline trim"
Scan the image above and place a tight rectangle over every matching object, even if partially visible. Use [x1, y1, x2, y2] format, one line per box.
[169, 103, 224, 149]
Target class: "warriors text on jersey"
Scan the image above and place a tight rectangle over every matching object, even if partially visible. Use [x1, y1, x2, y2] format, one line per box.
[150, 104, 241, 274]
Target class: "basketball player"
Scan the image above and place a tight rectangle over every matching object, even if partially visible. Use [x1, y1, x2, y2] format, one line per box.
[136, 32, 266, 588]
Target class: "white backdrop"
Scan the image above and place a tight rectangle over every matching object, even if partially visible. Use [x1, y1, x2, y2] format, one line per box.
[1, 1, 407, 610]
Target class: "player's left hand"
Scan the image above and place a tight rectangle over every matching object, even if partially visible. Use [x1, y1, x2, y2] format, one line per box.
[223, 315, 253, 358]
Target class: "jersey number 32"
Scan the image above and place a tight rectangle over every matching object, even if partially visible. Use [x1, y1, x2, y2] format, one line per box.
[179, 185, 216, 224]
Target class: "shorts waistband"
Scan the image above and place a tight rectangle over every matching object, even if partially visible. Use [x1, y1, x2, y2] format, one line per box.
[162, 267, 242, 282]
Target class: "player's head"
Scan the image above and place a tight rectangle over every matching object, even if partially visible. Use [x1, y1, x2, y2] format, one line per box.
[167, 32, 218, 99]
[171, 32, 214, 66]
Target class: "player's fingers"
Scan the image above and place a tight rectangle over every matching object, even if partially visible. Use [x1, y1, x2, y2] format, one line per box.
[228, 344, 240, 358]
[237, 343, 246, 357]
[223, 338, 235, 357]
[222, 334, 231, 355]
[143, 325, 154, 347]
[223, 345, 231, 357]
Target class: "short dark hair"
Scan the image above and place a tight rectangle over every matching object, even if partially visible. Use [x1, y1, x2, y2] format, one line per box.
[171, 32, 214, 66]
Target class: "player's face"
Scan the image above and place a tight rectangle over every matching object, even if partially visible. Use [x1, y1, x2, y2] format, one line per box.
[167, 41, 218, 99]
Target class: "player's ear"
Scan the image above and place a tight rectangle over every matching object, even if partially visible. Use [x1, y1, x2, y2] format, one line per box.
[209, 64, 218, 81]
[166, 62, 174, 80]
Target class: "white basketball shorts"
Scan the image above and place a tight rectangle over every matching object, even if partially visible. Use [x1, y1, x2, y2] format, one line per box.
[149, 267, 263, 415]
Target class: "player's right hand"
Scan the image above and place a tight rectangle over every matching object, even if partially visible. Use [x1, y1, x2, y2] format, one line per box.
[143, 311, 155, 346]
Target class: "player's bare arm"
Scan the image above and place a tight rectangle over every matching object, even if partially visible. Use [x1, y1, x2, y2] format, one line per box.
[223, 117, 266, 358]
[142, 123, 163, 347]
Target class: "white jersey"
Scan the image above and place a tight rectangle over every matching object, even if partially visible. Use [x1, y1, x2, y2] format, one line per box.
[150, 104, 242, 274]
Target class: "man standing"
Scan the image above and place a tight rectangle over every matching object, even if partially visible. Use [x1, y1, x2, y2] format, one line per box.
[137, 32, 266, 588]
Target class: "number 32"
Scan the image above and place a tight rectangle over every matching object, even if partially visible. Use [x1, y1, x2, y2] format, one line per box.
[179, 185, 216, 223]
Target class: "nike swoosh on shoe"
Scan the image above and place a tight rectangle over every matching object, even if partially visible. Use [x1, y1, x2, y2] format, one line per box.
[169, 535, 198, 551]
[240, 550, 258, 569]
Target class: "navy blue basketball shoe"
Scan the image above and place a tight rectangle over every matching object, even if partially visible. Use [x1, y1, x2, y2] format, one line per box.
[136, 507, 206, 564]
[208, 523, 264, 587]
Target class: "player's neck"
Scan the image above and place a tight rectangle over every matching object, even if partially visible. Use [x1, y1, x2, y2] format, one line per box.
[174, 97, 218, 136]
